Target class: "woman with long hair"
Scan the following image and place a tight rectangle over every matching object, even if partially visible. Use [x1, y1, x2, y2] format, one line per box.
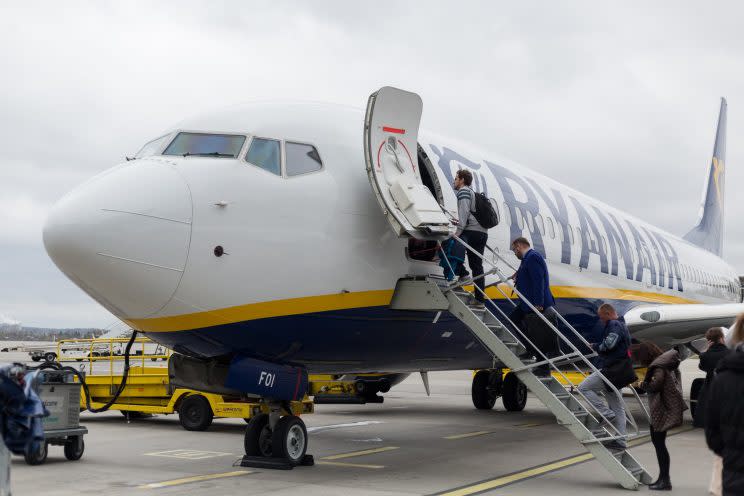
[637, 341, 687, 490]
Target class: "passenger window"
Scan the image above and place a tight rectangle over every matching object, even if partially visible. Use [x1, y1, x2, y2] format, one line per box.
[245, 138, 281, 175]
[286, 142, 323, 176]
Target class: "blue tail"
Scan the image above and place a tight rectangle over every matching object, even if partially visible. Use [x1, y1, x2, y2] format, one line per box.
[684, 98, 727, 256]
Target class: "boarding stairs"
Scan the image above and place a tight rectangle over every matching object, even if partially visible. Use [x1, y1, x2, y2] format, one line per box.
[391, 238, 653, 490]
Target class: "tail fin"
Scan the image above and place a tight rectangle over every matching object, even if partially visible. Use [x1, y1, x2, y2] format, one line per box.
[683, 98, 727, 256]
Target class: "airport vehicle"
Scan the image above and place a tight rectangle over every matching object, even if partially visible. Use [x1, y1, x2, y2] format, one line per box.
[43, 88, 741, 486]
[57, 337, 312, 430]
[23, 369, 87, 465]
[56, 338, 387, 430]
[28, 348, 56, 363]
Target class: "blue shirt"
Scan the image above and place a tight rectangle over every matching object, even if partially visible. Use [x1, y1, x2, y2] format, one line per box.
[515, 248, 556, 312]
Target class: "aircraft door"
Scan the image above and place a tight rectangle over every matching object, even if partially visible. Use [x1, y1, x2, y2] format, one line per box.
[364, 86, 455, 240]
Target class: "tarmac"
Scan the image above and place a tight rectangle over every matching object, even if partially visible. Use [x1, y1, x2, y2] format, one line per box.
[3, 349, 713, 496]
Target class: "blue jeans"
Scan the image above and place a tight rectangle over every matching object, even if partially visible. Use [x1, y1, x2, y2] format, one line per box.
[578, 370, 626, 447]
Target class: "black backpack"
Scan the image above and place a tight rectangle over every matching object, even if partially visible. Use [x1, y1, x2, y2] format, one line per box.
[472, 191, 499, 229]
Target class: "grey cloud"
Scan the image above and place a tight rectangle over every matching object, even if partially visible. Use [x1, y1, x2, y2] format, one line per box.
[1, 1, 743, 327]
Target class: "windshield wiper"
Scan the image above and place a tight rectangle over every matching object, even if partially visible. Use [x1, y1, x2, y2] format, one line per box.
[182, 151, 235, 158]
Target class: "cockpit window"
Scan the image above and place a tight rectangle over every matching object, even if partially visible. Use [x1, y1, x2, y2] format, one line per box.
[135, 134, 170, 159]
[163, 132, 245, 158]
[245, 137, 281, 175]
[286, 142, 323, 176]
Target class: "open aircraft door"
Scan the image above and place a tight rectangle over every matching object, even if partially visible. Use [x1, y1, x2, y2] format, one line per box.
[364, 86, 456, 240]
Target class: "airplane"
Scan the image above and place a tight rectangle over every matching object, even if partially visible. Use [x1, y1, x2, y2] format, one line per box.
[43, 87, 743, 465]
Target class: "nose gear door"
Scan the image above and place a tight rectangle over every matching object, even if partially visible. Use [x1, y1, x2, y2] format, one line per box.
[364, 86, 456, 240]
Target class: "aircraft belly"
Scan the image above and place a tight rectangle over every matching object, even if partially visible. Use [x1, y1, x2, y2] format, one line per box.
[141, 296, 649, 374]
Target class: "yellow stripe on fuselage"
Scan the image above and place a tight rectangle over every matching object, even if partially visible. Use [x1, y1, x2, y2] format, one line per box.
[125, 285, 698, 333]
[124, 289, 395, 333]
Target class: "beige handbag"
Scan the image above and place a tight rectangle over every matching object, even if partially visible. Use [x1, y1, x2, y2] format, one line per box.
[709, 454, 722, 496]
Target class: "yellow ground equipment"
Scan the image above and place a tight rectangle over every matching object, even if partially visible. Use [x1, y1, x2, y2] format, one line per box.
[56, 337, 313, 431]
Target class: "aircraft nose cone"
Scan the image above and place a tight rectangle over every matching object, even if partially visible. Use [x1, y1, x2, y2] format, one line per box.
[43, 161, 192, 319]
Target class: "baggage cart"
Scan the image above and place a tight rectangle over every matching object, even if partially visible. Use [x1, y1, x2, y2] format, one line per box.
[23, 369, 87, 465]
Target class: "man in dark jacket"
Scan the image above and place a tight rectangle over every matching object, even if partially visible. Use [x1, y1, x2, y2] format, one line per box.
[706, 345, 744, 495]
[509, 237, 558, 376]
[695, 327, 729, 428]
[578, 303, 632, 451]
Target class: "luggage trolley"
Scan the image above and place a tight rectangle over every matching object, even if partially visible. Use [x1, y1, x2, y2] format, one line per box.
[23, 369, 87, 465]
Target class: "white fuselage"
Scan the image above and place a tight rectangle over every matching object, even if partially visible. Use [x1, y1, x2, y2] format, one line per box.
[43, 103, 740, 373]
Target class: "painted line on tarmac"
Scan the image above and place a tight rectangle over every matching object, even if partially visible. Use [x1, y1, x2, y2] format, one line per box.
[444, 431, 493, 440]
[321, 446, 399, 460]
[513, 422, 549, 428]
[316, 461, 386, 469]
[144, 449, 233, 460]
[431, 426, 694, 496]
[138, 470, 254, 489]
[307, 420, 383, 433]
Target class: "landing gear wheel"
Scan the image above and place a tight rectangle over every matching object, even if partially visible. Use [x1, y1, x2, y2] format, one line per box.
[64, 435, 84, 461]
[244, 413, 273, 457]
[24, 442, 48, 465]
[272, 415, 308, 464]
[690, 377, 704, 421]
[471, 370, 501, 410]
[502, 372, 527, 411]
[178, 395, 214, 431]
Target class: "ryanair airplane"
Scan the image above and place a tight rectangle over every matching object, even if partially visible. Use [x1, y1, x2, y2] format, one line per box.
[43, 87, 741, 462]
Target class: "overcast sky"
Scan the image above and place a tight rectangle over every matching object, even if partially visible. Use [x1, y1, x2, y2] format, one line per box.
[1, 2, 743, 328]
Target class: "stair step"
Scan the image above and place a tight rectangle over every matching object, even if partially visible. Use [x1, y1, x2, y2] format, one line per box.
[436, 281, 649, 490]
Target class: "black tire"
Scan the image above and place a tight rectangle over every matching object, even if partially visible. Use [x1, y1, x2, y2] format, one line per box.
[24, 442, 48, 465]
[271, 415, 308, 464]
[178, 395, 214, 431]
[690, 377, 705, 421]
[64, 436, 84, 461]
[31, 356, 41, 362]
[244, 413, 273, 457]
[471, 370, 499, 410]
[354, 381, 366, 395]
[44, 352, 56, 363]
[502, 372, 527, 411]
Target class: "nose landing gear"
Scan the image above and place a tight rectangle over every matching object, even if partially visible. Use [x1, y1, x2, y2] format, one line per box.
[240, 401, 314, 469]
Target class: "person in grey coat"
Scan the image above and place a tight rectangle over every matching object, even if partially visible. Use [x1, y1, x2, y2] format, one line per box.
[638, 343, 687, 491]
